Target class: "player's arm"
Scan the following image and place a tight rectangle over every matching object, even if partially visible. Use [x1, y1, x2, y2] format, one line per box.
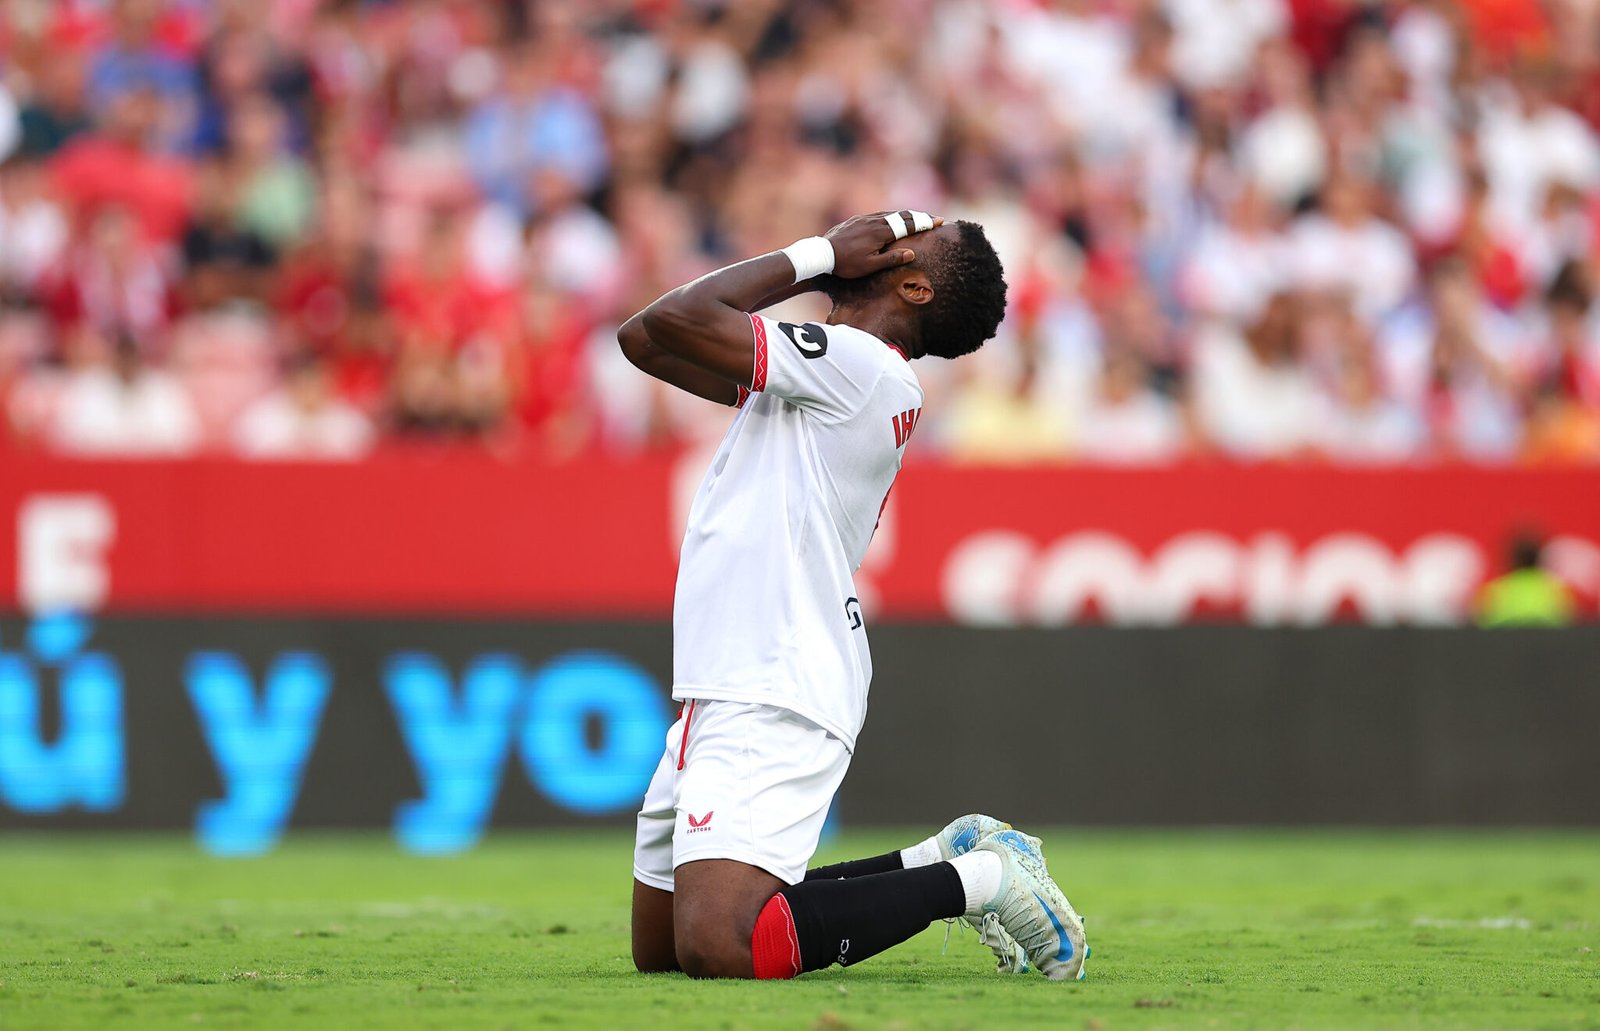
[617, 281, 816, 405]
[633, 213, 926, 388]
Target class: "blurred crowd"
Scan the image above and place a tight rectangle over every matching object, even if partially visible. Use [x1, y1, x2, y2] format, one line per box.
[1, 0, 1599, 463]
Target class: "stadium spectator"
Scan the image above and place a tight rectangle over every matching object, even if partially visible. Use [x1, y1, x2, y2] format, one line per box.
[1317, 339, 1428, 462]
[1287, 172, 1416, 320]
[49, 330, 200, 456]
[224, 92, 315, 249]
[463, 41, 608, 218]
[14, 49, 92, 158]
[232, 352, 373, 460]
[1075, 347, 1187, 463]
[1192, 293, 1321, 459]
[1476, 533, 1577, 627]
[41, 204, 174, 351]
[0, 157, 69, 298]
[1179, 184, 1291, 325]
[49, 85, 193, 243]
[180, 159, 276, 311]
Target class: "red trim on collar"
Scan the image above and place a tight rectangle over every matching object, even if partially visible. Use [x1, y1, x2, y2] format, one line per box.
[886, 342, 909, 361]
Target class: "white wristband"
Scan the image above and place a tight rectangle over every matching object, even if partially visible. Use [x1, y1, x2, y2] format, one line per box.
[781, 236, 835, 283]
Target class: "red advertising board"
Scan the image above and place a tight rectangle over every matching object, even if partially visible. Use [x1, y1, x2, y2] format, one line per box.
[2, 453, 1597, 623]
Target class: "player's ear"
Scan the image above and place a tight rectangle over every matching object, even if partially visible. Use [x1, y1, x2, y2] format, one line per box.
[896, 270, 934, 307]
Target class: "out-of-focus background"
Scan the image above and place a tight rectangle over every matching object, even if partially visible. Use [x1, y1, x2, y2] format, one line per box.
[0, 0, 1598, 466]
[0, 0, 1596, 853]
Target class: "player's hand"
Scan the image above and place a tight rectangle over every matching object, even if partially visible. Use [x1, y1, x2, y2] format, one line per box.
[823, 210, 944, 279]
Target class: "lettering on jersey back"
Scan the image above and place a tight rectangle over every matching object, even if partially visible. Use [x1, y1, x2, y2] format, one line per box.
[891, 407, 922, 448]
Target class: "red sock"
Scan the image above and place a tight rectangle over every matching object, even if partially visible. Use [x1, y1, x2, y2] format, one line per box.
[750, 894, 802, 980]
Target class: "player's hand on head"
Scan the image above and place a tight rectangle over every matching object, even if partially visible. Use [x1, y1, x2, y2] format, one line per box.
[823, 210, 943, 279]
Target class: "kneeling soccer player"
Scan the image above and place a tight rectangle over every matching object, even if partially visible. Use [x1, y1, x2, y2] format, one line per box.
[620, 211, 1087, 980]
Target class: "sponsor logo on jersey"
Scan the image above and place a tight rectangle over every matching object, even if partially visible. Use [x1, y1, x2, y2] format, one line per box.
[687, 811, 715, 833]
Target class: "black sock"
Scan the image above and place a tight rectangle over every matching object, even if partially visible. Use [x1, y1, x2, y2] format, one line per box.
[777, 864, 964, 971]
[804, 851, 904, 881]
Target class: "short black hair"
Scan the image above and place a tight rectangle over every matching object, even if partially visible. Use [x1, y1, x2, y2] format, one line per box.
[1510, 532, 1544, 571]
[821, 220, 1007, 359]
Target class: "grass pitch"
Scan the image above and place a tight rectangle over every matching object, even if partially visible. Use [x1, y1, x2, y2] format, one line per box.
[0, 830, 1596, 1029]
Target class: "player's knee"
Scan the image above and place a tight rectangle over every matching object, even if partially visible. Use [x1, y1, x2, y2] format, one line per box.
[632, 940, 679, 974]
[675, 939, 750, 979]
[674, 916, 753, 979]
[633, 954, 676, 974]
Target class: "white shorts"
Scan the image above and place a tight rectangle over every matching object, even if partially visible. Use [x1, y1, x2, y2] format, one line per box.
[632, 698, 851, 889]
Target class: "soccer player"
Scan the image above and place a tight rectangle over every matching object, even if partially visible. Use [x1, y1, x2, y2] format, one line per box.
[619, 211, 1087, 981]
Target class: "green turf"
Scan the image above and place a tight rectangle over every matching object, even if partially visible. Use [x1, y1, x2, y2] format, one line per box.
[0, 830, 1596, 1029]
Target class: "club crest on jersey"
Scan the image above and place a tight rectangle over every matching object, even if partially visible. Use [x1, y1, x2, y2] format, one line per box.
[687, 811, 714, 833]
[892, 407, 922, 448]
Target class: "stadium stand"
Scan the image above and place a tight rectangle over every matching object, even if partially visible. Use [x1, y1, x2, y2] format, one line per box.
[0, 0, 1597, 463]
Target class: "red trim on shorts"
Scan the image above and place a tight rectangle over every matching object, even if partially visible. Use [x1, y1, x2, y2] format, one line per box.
[736, 385, 751, 408]
[676, 698, 697, 771]
[748, 313, 768, 392]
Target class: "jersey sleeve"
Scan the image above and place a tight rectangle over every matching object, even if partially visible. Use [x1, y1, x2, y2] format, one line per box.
[747, 312, 888, 419]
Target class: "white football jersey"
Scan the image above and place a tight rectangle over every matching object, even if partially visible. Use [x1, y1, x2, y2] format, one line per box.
[671, 312, 925, 750]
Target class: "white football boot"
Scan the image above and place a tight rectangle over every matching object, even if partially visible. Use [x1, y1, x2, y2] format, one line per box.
[934, 814, 1014, 861]
[933, 816, 1038, 975]
[970, 829, 1088, 981]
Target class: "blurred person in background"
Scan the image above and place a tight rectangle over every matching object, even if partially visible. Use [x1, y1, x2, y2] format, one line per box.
[944, 338, 1073, 464]
[379, 205, 516, 441]
[86, 0, 200, 145]
[1402, 255, 1528, 458]
[14, 49, 93, 159]
[0, 156, 69, 300]
[191, 0, 314, 156]
[1179, 183, 1290, 326]
[508, 264, 595, 458]
[1317, 342, 1427, 463]
[1522, 263, 1600, 461]
[180, 159, 276, 311]
[1476, 532, 1576, 627]
[1192, 292, 1321, 460]
[224, 92, 315, 250]
[1239, 39, 1326, 211]
[1478, 57, 1600, 247]
[387, 343, 462, 438]
[233, 350, 373, 459]
[1288, 172, 1415, 322]
[525, 166, 622, 314]
[50, 84, 192, 244]
[49, 329, 199, 455]
[464, 37, 607, 219]
[1075, 345, 1186, 463]
[276, 176, 393, 412]
[41, 204, 174, 351]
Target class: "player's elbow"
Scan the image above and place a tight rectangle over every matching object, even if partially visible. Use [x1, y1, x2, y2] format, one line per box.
[640, 296, 699, 356]
[617, 314, 650, 366]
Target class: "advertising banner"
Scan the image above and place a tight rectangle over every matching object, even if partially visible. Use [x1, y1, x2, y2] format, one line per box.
[4, 615, 1597, 849]
[2, 455, 1598, 623]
